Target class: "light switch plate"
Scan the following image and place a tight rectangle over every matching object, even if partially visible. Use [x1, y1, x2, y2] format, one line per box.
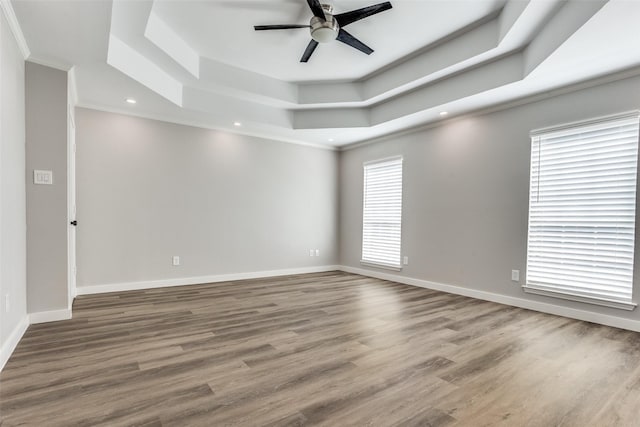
[511, 270, 520, 282]
[33, 170, 53, 185]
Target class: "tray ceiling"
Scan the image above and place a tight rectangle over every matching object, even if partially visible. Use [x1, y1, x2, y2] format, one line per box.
[10, 0, 640, 147]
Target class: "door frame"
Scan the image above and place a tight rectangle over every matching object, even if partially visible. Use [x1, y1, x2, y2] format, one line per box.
[67, 102, 77, 308]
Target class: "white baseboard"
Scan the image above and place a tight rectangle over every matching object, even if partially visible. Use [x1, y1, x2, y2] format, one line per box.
[2, 266, 340, 371]
[339, 265, 640, 333]
[29, 308, 72, 324]
[11, 264, 638, 373]
[1, 310, 72, 372]
[0, 315, 29, 372]
[76, 265, 341, 295]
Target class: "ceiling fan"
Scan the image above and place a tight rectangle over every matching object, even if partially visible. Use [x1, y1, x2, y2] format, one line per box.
[254, 0, 392, 62]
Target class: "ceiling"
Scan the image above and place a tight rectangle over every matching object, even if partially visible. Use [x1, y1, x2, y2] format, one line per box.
[8, 0, 640, 148]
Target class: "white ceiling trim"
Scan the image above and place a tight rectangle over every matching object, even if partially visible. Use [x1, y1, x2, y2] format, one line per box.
[298, 15, 503, 106]
[14, 0, 640, 147]
[294, 53, 525, 129]
[107, 0, 606, 132]
[74, 102, 338, 152]
[107, 34, 183, 107]
[292, 0, 609, 129]
[110, 2, 518, 109]
[25, 57, 71, 72]
[523, 0, 607, 74]
[145, 11, 200, 79]
[341, 63, 640, 151]
[0, 0, 30, 59]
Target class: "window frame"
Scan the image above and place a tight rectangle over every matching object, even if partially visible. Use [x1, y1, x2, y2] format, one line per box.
[361, 156, 404, 271]
[524, 111, 640, 311]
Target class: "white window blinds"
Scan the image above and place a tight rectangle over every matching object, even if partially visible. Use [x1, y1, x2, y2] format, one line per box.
[362, 157, 403, 269]
[526, 112, 640, 308]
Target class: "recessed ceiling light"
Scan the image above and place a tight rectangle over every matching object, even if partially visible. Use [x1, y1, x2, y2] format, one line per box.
[439, 111, 448, 116]
[233, 121, 242, 127]
[125, 98, 137, 104]
[328, 138, 334, 142]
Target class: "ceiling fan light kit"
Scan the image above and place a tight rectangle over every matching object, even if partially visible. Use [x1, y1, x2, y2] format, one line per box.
[254, 0, 392, 62]
[310, 10, 339, 43]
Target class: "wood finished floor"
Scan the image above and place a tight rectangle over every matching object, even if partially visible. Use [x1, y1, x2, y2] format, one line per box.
[2, 272, 640, 426]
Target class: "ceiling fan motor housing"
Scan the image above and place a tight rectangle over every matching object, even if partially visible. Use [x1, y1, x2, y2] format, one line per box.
[310, 4, 339, 43]
[254, 1, 393, 62]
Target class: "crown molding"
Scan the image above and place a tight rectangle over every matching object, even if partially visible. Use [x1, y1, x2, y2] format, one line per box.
[0, 0, 30, 59]
[74, 104, 339, 152]
[340, 64, 640, 152]
[26, 57, 71, 72]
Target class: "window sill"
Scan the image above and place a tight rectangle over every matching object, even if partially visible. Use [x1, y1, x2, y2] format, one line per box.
[360, 260, 402, 272]
[522, 286, 637, 311]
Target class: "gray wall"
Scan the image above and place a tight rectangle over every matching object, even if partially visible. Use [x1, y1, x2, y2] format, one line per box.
[0, 12, 27, 354]
[340, 73, 640, 323]
[75, 108, 339, 288]
[25, 62, 68, 313]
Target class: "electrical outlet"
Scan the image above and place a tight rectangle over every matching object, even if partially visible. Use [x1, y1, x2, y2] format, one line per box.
[403, 256, 409, 265]
[315, 249, 320, 256]
[172, 256, 180, 266]
[33, 170, 53, 185]
[5, 294, 9, 313]
[309, 249, 314, 256]
[511, 270, 520, 282]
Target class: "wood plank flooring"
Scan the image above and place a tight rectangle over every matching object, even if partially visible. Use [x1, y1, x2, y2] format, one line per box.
[2, 271, 640, 426]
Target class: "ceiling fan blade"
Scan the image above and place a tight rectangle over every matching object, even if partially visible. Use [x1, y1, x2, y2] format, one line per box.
[306, 0, 326, 19]
[254, 24, 310, 30]
[336, 29, 373, 55]
[334, 2, 392, 27]
[301, 39, 319, 62]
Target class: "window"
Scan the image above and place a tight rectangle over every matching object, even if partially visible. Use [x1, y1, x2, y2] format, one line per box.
[362, 156, 403, 270]
[526, 112, 640, 309]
